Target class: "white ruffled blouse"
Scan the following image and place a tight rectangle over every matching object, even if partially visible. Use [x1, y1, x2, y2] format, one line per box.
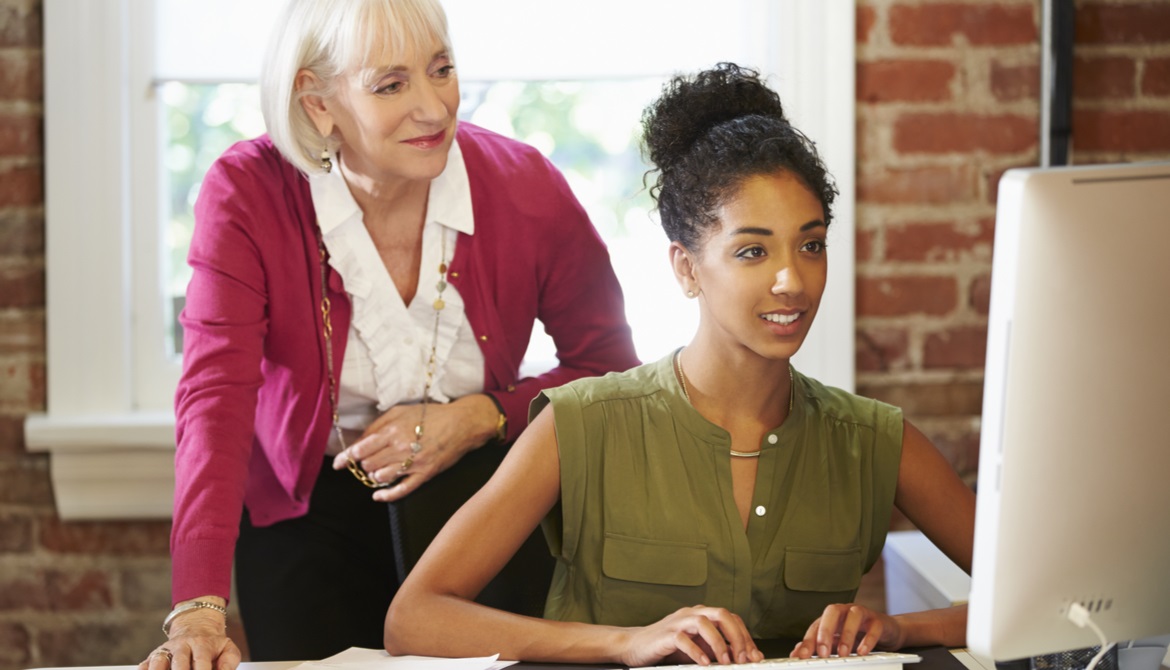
[310, 139, 486, 451]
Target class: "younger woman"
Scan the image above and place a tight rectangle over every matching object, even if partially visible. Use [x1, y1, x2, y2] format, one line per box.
[384, 63, 975, 667]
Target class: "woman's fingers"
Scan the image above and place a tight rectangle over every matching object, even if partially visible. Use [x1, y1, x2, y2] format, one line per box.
[139, 637, 239, 670]
[689, 612, 732, 665]
[815, 605, 844, 658]
[699, 608, 759, 664]
[792, 604, 892, 659]
[623, 605, 761, 667]
[837, 606, 868, 657]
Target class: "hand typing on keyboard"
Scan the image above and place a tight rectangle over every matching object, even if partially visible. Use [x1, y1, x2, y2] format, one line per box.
[631, 649, 924, 669]
[618, 605, 767, 668]
[791, 603, 905, 660]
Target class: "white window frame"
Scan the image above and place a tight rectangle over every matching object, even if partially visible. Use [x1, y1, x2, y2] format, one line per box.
[25, 0, 856, 520]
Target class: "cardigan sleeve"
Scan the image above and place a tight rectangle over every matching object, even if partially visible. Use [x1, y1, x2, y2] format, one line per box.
[170, 143, 273, 604]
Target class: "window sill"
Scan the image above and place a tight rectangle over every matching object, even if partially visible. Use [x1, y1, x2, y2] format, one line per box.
[23, 412, 176, 520]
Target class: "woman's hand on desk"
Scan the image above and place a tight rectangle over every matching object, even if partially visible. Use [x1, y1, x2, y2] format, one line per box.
[140, 607, 240, 670]
[791, 603, 903, 659]
[332, 394, 502, 502]
[620, 605, 765, 667]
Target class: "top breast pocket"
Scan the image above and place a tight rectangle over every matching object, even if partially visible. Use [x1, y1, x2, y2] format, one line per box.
[596, 533, 709, 627]
[760, 545, 864, 637]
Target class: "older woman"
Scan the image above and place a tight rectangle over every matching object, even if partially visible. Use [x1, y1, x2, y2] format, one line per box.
[139, 0, 638, 667]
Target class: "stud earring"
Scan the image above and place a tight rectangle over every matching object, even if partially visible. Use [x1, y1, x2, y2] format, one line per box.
[686, 290, 696, 298]
[319, 147, 332, 173]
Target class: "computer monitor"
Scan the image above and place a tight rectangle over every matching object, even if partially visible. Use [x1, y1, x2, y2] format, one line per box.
[967, 161, 1170, 661]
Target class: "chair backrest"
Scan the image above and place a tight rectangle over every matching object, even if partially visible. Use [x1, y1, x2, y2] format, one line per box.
[387, 442, 555, 617]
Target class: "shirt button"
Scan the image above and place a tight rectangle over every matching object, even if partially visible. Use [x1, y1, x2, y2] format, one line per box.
[480, 335, 488, 341]
[506, 384, 516, 392]
[767, 434, 778, 444]
[755, 505, 767, 517]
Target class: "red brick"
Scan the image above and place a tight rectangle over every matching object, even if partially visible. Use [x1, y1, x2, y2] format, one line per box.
[858, 60, 955, 104]
[0, 313, 43, 361]
[856, 327, 911, 373]
[1076, 2, 1170, 45]
[37, 623, 163, 667]
[0, 263, 45, 308]
[894, 113, 1036, 154]
[890, 3, 1037, 46]
[0, 50, 43, 102]
[857, 275, 959, 317]
[0, 209, 45, 255]
[0, 357, 46, 410]
[0, 569, 50, 610]
[0, 622, 30, 665]
[921, 424, 982, 477]
[46, 569, 114, 610]
[0, 456, 53, 506]
[990, 61, 1040, 102]
[0, 511, 33, 551]
[856, 229, 875, 263]
[120, 565, 172, 611]
[857, 115, 875, 165]
[40, 518, 172, 556]
[1142, 57, 1170, 96]
[885, 218, 995, 263]
[0, 414, 27, 455]
[924, 325, 989, 369]
[0, 0, 41, 48]
[1073, 109, 1170, 152]
[858, 164, 977, 205]
[970, 273, 993, 315]
[0, 112, 41, 156]
[1074, 56, 1136, 100]
[856, 380, 984, 417]
[858, 4, 877, 45]
[0, 165, 43, 207]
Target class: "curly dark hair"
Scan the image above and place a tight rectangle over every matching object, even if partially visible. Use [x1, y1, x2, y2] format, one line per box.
[641, 63, 838, 251]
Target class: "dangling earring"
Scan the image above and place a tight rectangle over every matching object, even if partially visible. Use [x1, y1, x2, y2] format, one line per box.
[319, 147, 332, 173]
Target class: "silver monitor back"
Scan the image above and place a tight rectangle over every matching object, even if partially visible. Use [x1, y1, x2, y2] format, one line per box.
[968, 161, 1170, 661]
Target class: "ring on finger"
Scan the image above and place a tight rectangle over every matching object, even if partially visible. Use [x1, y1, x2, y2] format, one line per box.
[399, 456, 414, 472]
[152, 649, 174, 663]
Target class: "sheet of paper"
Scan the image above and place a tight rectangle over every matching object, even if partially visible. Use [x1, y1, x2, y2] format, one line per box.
[289, 647, 516, 670]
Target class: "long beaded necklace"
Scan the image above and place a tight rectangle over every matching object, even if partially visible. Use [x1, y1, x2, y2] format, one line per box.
[320, 230, 449, 488]
[673, 347, 794, 458]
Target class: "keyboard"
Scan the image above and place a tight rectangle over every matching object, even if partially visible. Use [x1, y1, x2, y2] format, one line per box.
[631, 650, 923, 670]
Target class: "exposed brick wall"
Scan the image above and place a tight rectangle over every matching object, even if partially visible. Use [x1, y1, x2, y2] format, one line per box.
[856, 0, 1170, 529]
[0, 1, 177, 668]
[2, 1, 1169, 665]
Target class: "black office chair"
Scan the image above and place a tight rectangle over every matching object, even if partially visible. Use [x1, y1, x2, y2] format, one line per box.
[386, 442, 556, 617]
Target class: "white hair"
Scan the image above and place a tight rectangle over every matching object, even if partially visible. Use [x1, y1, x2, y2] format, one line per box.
[260, 0, 453, 175]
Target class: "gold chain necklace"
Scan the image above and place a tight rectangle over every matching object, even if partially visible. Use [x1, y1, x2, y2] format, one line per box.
[320, 231, 449, 488]
[673, 348, 794, 459]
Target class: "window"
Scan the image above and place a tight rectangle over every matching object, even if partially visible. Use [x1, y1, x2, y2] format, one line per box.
[28, 0, 855, 519]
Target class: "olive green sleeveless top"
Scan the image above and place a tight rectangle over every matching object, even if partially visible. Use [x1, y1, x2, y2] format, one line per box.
[530, 352, 903, 638]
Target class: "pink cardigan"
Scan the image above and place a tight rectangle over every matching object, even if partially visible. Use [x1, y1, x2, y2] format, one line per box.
[172, 123, 639, 603]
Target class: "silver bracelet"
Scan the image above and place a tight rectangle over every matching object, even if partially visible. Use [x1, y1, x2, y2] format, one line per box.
[161, 600, 227, 635]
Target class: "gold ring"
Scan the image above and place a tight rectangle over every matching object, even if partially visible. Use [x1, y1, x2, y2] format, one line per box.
[400, 456, 414, 471]
[153, 649, 174, 663]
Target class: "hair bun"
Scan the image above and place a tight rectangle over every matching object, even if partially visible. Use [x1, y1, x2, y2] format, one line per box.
[642, 62, 786, 173]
